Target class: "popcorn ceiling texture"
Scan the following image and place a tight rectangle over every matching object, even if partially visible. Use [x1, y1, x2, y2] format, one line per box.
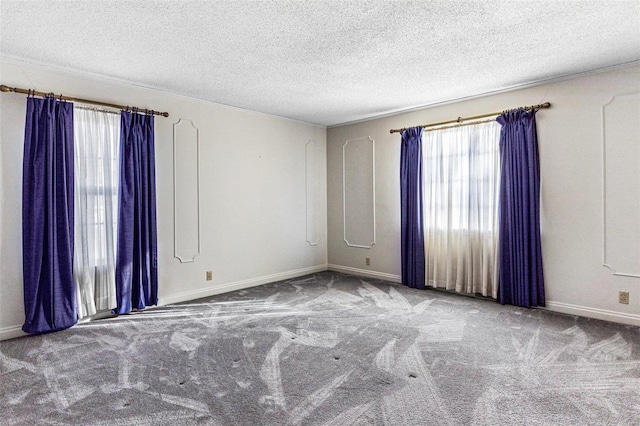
[1, 0, 639, 126]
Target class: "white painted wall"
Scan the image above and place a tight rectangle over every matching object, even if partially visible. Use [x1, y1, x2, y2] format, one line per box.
[0, 60, 327, 340]
[327, 65, 640, 326]
[2, 61, 638, 339]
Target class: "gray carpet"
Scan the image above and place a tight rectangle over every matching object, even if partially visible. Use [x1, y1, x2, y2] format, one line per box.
[1, 272, 639, 425]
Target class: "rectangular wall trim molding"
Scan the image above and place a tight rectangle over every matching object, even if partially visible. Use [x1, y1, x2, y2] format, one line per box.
[342, 137, 376, 248]
[173, 118, 201, 263]
[601, 91, 640, 278]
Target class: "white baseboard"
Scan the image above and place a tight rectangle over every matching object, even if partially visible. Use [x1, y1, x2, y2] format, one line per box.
[327, 264, 402, 283]
[544, 301, 640, 327]
[0, 264, 329, 342]
[5, 268, 637, 341]
[0, 326, 27, 341]
[158, 264, 328, 306]
[326, 266, 640, 327]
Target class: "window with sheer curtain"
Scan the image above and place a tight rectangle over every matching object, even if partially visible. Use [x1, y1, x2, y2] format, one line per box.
[422, 120, 501, 297]
[73, 107, 120, 318]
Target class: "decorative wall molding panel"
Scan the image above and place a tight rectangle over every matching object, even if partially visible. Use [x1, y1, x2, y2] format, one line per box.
[173, 118, 201, 263]
[602, 91, 640, 278]
[305, 140, 322, 246]
[343, 136, 376, 248]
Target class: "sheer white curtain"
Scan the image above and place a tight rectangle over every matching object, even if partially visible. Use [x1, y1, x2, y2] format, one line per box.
[73, 107, 120, 318]
[422, 120, 501, 297]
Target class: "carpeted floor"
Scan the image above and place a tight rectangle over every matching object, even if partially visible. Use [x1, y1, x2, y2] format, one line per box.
[1, 272, 639, 425]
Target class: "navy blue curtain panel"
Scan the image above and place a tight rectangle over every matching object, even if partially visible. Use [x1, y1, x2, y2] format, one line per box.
[114, 112, 158, 314]
[22, 97, 77, 334]
[497, 109, 545, 307]
[400, 127, 426, 289]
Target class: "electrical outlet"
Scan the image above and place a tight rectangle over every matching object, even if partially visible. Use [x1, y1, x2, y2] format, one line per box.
[618, 291, 629, 305]
[206, 271, 213, 281]
[365, 257, 370, 266]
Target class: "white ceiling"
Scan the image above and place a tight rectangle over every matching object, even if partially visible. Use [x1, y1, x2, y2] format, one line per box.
[1, 1, 639, 126]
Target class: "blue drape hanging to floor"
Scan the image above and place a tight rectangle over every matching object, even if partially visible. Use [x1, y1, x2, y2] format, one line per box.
[497, 108, 545, 307]
[400, 127, 426, 289]
[22, 96, 77, 334]
[114, 112, 158, 314]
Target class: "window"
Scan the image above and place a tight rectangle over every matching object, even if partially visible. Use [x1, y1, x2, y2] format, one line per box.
[422, 120, 501, 296]
[73, 107, 120, 316]
[422, 121, 500, 232]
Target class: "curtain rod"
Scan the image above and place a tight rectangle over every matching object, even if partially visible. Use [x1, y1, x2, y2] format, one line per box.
[0, 84, 169, 118]
[389, 102, 551, 134]
[422, 117, 497, 133]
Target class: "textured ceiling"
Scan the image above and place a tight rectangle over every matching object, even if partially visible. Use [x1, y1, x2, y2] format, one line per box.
[1, 1, 639, 126]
